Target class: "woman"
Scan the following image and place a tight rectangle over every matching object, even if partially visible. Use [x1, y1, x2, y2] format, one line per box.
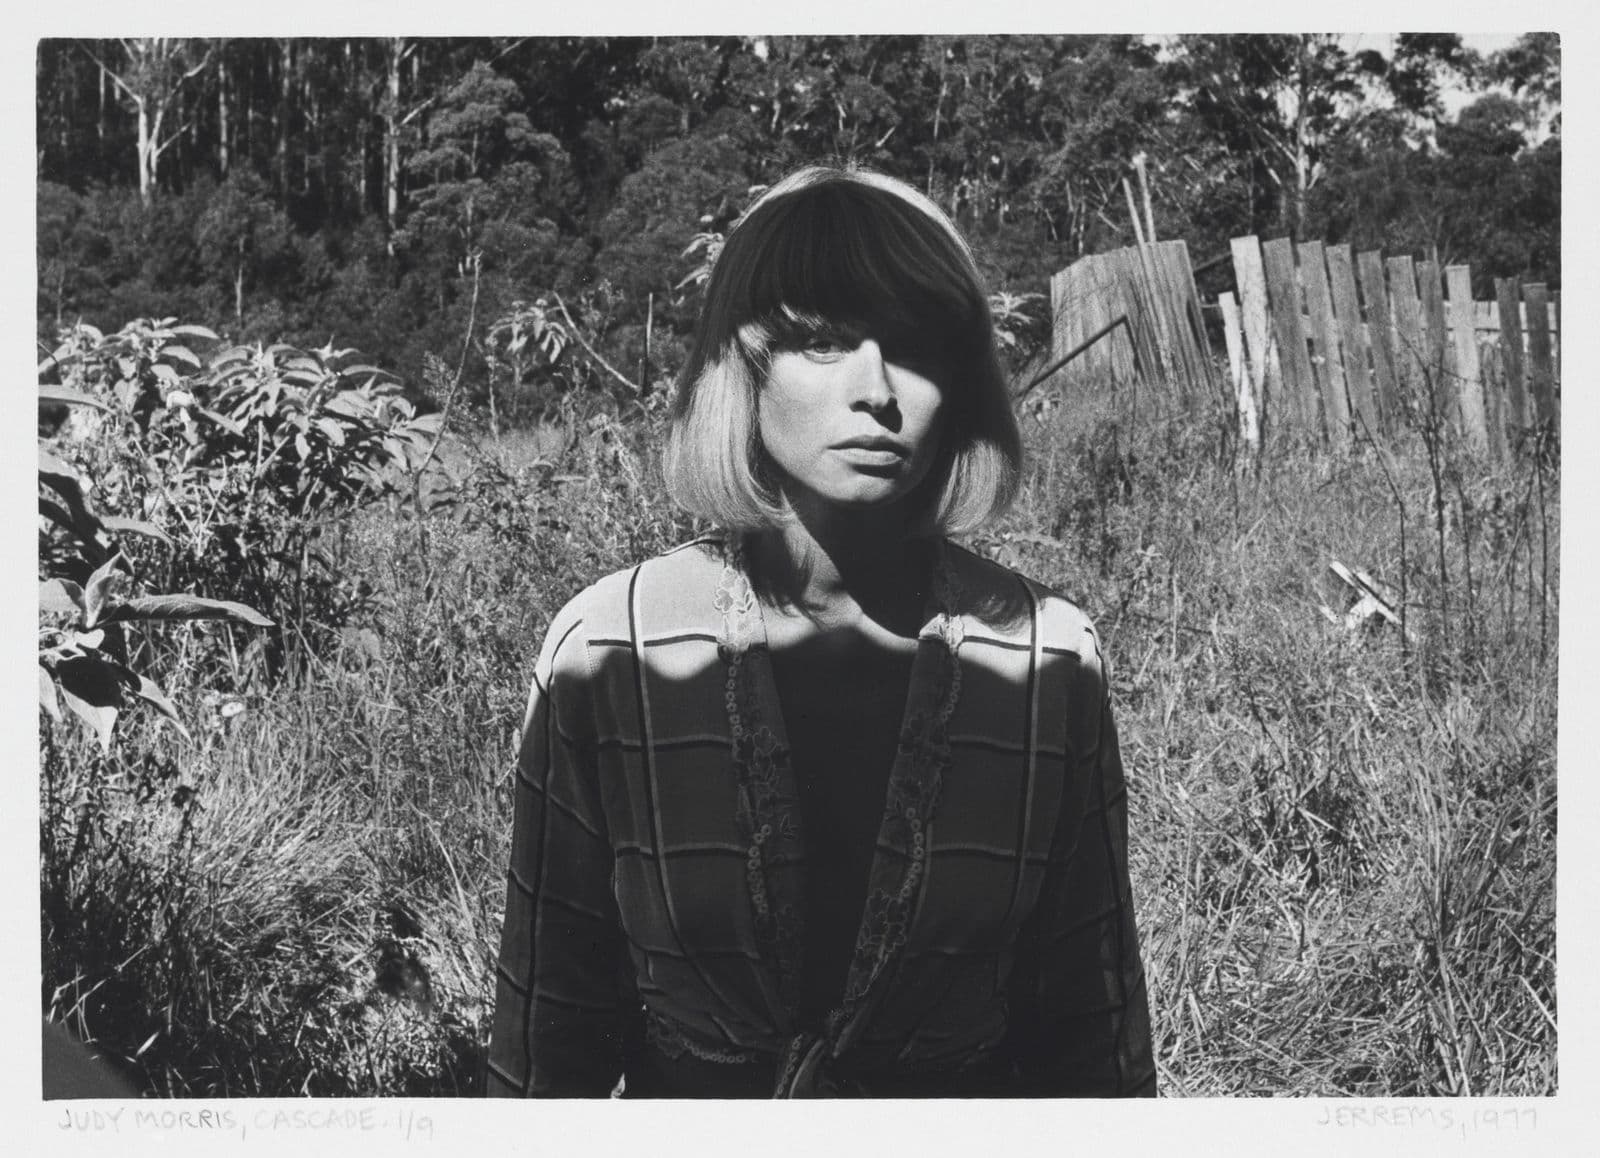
[488, 165, 1155, 1098]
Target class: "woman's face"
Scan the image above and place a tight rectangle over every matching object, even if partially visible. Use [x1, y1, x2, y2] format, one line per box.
[758, 332, 946, 514]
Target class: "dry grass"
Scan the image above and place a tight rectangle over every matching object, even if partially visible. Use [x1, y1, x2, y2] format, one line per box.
[40, 377, 1557, 1097]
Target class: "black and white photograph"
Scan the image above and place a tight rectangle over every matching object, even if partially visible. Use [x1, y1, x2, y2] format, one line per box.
[24, 9, 1586, 1151]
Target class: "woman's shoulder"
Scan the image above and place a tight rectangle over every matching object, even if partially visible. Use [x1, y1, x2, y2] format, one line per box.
[944, 540, 1107, 672]
[549, 535, 730, 637]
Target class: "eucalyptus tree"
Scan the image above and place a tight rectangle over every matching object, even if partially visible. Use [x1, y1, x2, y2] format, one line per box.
[83, 38, 213, 205]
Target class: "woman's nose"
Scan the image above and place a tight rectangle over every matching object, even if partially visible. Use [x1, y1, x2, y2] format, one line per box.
[847, 340, 895, 411]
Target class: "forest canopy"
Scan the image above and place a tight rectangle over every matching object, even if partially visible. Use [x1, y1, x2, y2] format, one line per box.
[37, 34, 1560, 413]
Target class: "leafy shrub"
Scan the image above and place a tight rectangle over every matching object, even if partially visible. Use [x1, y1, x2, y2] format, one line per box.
[43, 318, 441, 682]
[39, 378, 274, 751]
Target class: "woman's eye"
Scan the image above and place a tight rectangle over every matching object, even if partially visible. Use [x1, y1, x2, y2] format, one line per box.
[802, 337, 849, 357]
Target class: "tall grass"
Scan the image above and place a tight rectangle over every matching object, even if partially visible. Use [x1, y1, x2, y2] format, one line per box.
[41, 377, 1556, 1097]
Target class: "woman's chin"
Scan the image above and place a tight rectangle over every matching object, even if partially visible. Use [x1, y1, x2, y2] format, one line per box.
[815, 482, 917, 511]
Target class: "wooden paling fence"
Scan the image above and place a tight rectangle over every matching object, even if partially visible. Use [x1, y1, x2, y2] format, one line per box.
[1044, 235, 1560, 461]
[1219, 237, 1560, 458]
[1047, 240, 1218, 402]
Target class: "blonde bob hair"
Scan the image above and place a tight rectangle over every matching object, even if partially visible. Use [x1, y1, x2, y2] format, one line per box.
[663, 165, 1023, 537]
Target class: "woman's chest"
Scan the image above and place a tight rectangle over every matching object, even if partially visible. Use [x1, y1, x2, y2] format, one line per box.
[768, 638, 914, 765]
[594, 634, 1080, 963]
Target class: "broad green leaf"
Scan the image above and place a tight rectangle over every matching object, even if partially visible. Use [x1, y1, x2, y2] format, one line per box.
[104, 594, 274, 629]
[101, 515, 172, 545]
[341, 365, 393, 382]
[315, 417, 346, 447]
[54, 655, 127, 754]
[322, 393, 371, 418]
[294, 432, 311, 461]
[39, 384, 109, 411]
[39, 665, 63, 724]
[40, 579, 84, 617]
[170, 325, 219, 341]
[151, 363, 181, 385]
[162, 345, 201, 368]
[130, 673, 190, 739]
[209, 360, 254, 381]
[196, 406, 245, 436]
[60, 698, 116, 753]
[81, 551, 123, 629]
[38, 461, 109, 554]
[38, 495, 80, 535]
[38, 446, 80, 485]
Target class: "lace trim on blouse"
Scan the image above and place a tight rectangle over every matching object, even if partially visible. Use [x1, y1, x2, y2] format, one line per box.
[714, 540, 808, 1023]
[648, 535, 967, 1089]
[839, 553, 964, 1014]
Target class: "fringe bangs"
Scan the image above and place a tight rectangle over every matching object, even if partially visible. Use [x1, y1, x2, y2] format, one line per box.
[664, 165, 1024, 537]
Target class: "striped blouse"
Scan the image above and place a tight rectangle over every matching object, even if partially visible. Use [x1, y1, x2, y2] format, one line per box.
[487, 536, 1155, 1097]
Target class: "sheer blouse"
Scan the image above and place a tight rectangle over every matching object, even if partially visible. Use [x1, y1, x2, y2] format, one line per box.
[487, 536, 1155, 1097]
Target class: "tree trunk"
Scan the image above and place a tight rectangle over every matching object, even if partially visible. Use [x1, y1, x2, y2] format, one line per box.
[928, 50, 947, 197]
[136, 98, 153, 205]
[218, 52, 229, 175]
[277, 39, 292, 202]
[240, 54, 251, 166]
[57, 58, 70, 163]
[235, 243, 245, 326]
[385, 37, 404, 242]
[302, 49, 314, 198]
[1292, 35, 1310, 241]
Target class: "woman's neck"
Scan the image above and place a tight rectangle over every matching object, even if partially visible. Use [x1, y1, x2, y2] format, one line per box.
[747, 494, 933, 636]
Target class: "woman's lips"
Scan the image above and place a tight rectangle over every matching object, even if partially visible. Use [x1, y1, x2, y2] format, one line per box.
[833, 436, 908, 456]
[832, 440, 909, 470]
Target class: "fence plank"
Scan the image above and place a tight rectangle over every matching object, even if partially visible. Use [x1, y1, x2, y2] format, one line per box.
[1231, 236, 1280, 442]
[1298, 240, 1350, 448]
[1387, 256, 1423, 405]
[1357, 250, 1397, 432]
[1049, 268, 1070, 386]
[1071, 258, 1102, 381]
[1261, 237, 1315, 435]
[1480, 336, 1507, 458]
[1093, 255, 1135, 381]
[1115, 248, 1162, 386]
[1219, 291, 1259, 451]
[1051, 265, 1086, 387]
[1553, 289, 1561, 381]
[1446, 266, 1491, 456]
[1525, 283, 1556, 428]
[1416, 260, 1454, 432]
[1135, 243, 1180, 397]
[1494, 277, 1528, 436]
[1326, 245, 1378, 439]
[1053, 254, 1136, 386]
[1166, 240, 1218, 402]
